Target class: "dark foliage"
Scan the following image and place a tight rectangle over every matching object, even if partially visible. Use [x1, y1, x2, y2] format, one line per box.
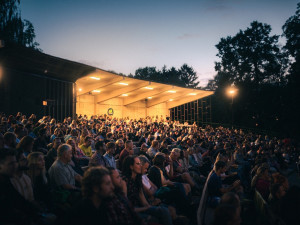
[134, 64, 199, 88]
[0, 0, 40, 50]
[212, 3, 300, 138]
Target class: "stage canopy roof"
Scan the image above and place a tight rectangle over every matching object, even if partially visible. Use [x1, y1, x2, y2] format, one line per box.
[76, 69, 214, 109]
[1, 46, 214, 116]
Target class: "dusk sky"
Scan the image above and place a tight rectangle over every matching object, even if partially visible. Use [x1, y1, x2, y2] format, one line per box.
[21, 0, 299, 86]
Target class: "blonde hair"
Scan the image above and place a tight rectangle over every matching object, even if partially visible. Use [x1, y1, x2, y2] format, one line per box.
[171, 148, 181, 154]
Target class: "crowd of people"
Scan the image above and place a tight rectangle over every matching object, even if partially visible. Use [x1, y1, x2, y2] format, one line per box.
[0, 112, 299, 225]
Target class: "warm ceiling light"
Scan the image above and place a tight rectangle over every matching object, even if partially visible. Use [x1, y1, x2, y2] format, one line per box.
[119, 82, 128, 85]
[92, 90, 101, 93]
[167, 90, 176, 93]
[90, 77, 100, 80]
[169, 99, 173, 101]
[78, 88, 82, 92]
[145, 87, 153, 90]
[188, 93, 197, 95]
[147, 97, 152, 99]
[121, 94, 128, 96]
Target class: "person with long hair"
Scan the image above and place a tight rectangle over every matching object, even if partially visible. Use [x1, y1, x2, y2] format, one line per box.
[16, 136, 34, 157]
[65, 167, 112, 225]
[251, 164, 270, 200]
[27, 152, 52, 209]
[79, 128, 89, 146]
[66, 139, 85, 176]
[122, 155, 172, 225]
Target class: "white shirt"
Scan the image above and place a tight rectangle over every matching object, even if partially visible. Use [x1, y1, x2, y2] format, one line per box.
[142, 175, 152, 190]
[11, 173, 34, 201]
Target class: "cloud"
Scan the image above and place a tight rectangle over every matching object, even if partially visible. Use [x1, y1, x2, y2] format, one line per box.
[177, 33, 202, 40]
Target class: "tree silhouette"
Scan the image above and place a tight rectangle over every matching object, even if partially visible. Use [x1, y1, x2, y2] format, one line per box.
[282, 2, 300, 87]
[282, 3, 300, 59]
[134, 66, 161, 81]
[178, 64, 199, 88]
[134, 64, 199, 88]
[282, 3, 300, 137]
[214, 21, 287, 87]
[212, 21, 290, 133]
[163, 66, 181, 86]
[0, 0, 40, 49]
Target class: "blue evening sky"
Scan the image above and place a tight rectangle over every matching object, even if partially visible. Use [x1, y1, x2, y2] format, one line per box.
[20, 0, 299, 86]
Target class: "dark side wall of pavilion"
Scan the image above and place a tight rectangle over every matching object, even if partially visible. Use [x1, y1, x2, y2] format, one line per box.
[0, 46, 95, 121]
[0, 67, 74, 121]
[170, 96, 212, 126]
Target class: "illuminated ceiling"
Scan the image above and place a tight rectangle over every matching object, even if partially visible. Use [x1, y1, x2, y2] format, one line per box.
[76, 69, 214, 108]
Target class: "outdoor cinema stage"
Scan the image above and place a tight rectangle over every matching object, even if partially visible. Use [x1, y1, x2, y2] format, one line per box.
[76, 70, 214, 119]
[0, 46, 213, 121]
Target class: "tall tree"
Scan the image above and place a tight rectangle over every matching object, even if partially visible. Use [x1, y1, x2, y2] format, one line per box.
[214, 21, 287, 87]
[134, 64, 200, 88]
[282, 3, 300, 60]
[282, 2, 300, 86]
[212, 21, 289, 132]
[0, 0, 40, 49]
[282, 3, 300, 136]
[134, 66, 161, 81]
[178, 64, 199, 88]
[163, 66, 181, 86]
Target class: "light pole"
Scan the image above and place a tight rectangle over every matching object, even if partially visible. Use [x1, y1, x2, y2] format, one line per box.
[227, 87, 238, 129]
